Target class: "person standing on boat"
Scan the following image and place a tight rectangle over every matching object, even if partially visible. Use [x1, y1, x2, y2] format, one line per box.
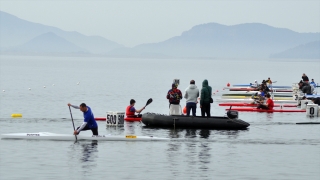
[256, 94, 274, 110]
[310, 79, 317, 88]
[68, 103, 98, 136]
[266, 77, 272, 84]
[302, 73, 309, 83]
[184, 80, 199, 116]
[167, 83, 182, 107]
[126, 99, 145, 117]
[200, 79, 212, 117]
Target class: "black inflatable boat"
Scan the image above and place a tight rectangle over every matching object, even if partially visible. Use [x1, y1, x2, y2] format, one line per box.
[141, 111, 250, 130]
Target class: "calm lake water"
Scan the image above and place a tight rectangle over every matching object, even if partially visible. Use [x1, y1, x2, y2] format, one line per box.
[0, 55, 319, 180]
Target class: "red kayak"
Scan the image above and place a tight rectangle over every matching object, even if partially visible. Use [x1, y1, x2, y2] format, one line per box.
[228, 88, 292, 92]
[95, 117, 106, 121]
[124, 117, 142, 122]
[219, 103, 297, 107]
[226, 107, 306, 112]
[95, 117, 142, 121]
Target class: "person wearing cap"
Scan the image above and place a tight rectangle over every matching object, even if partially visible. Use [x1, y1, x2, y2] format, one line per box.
[184, 80, 199, 116]
[167, 83, 182, 107]
[126, 99, 145, 118]
[256, 94, 274, 110]
[302, 73, 309, 83]
[310, 79, 317, 88]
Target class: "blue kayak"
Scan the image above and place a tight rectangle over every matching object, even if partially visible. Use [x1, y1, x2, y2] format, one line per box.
[305, 95, 320, 98]
[232, 84, 291, 89]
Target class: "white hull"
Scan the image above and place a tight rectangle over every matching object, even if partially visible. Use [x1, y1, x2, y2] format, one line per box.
[216, 99, 297, 103]
[1, 132, 169, 141]
[223, 91, 294, 95]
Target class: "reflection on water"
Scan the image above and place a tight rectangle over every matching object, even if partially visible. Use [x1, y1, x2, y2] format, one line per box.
[105, 125, 125, 135]
[80, 141, 99, 176]
[215, 130, 240, 139]
[185, 129, 197, 138]
[81, 140, 98, 163]
[199, 129, 210, 139]
[168, 129, 184, 138]
[266, 113, 274, 120]
[125, 121, 136, 135]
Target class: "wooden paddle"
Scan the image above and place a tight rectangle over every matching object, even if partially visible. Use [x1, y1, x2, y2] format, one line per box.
[68, 106, 78, 142]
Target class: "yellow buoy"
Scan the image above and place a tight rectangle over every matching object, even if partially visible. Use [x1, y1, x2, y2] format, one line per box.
[11, 114, 22, 118]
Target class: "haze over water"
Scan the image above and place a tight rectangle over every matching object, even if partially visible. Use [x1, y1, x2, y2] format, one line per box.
[0, 56, 319, 180]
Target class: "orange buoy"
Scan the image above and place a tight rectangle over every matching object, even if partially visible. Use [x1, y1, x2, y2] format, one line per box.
[227, 82, 230, 87]
[183, 106, 187, 114]
[216, 90, 219, 92]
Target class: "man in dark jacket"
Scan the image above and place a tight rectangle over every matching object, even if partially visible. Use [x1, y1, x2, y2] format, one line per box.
[302, 73, 309, 83]
[200, 79, 212, 117]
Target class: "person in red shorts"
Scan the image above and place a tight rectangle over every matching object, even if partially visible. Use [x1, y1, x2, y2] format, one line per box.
[257, 94, 274, 110]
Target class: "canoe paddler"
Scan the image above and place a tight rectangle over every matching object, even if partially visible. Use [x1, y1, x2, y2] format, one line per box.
[67, 103, 98, 135]
[256, 94, 274, 110]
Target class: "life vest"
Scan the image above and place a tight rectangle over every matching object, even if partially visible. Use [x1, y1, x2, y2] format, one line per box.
[126, 106, 135, 116]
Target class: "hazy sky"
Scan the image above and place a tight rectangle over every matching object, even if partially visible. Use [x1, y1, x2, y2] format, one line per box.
[1, 0, 319, 47]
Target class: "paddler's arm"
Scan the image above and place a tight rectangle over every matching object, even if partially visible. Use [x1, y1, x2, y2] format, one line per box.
[74, 122, 88, 134]
[136, 107, 145, 113]
[68, 103, 80, 109]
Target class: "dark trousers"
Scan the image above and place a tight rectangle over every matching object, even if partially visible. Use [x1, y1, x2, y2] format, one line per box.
[257, 104, 269, 110]
[77, 125, 98, 135]
[201, 103, 211, 117]
[186, 102, 197, 116]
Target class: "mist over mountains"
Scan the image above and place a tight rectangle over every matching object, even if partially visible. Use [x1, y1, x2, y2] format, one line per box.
[0, 11, 123, 55]
[1, 11, 319, 59]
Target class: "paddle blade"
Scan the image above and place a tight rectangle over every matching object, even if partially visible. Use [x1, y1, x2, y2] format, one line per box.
[146, 98, 153, 106]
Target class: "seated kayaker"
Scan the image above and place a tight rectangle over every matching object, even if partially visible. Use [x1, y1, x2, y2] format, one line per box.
[126, 99, 145, 118]
[68, 103, 98, 135]
[256, 94, 274, 110]
[301, 83, 312, 95]
[311, 97, 320, 105]
[251, 80, 259, 88]
[310, 79, 316, 88]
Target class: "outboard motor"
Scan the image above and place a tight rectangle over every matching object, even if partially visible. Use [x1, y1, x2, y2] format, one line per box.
[227, 110, 238, 119]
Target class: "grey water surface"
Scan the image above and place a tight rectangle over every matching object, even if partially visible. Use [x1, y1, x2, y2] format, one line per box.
[0, 56, 319, 180]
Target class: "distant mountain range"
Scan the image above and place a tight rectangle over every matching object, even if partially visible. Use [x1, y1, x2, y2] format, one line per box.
[270, 40, 320, 59]
[0, 11, 123, 55]
[0, 11, 319, 59]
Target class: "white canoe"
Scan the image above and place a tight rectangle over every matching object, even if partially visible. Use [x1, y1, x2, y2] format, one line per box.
[215, 99, 297, 103]
[1, 132, 169, 141]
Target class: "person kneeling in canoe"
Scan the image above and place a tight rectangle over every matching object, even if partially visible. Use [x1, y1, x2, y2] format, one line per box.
[68, 103, 98, 135]
[126, 99, 145, 118]
[256, 94, 274, 110]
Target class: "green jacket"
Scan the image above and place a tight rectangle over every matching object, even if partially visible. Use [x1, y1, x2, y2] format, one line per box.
[200, 79, 212, 105]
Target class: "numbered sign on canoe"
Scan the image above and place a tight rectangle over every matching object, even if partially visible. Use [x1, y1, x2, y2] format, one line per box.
[306, 104, 319, 117]
[106, 111, 125, 126]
